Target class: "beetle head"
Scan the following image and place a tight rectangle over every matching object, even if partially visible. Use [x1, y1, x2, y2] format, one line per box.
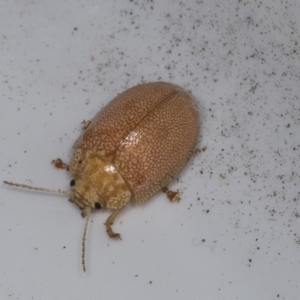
[69, 149, 132, 216]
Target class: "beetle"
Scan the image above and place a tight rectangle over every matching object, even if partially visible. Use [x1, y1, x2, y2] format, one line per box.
[4, 81, 199, 271]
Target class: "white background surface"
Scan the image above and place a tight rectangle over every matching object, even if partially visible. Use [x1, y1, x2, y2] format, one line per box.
[1, 1, 300, 299]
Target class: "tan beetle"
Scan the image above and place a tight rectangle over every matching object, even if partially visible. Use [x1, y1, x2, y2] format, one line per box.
[4, 82, 199, 271]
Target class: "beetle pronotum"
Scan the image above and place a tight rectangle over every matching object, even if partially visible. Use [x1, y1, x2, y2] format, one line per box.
[4, 82, 199, 272]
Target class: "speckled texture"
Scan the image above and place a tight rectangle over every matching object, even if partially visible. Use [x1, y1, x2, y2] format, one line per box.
[74, 82, 199, 203]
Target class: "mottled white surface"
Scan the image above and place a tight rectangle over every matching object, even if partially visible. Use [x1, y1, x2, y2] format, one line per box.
[1, 1, 300, 299]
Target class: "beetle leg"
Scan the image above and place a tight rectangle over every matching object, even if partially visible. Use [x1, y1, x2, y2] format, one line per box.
[162, 186, 180, 202]
[104, 209, 122, 240]
[81, 120, 91, 130]
[51, 158, 69, 171]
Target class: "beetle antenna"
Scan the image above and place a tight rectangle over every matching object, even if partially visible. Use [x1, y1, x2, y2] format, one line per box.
[3, 181, 71, 195]
[82, 211, 91, 273]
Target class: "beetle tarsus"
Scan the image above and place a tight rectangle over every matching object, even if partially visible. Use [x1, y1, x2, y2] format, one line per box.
[81, 120, 91, 130]
[107, 230, 121, 240]
[162, 186, 180, 202]
[51, 158, 69, 171]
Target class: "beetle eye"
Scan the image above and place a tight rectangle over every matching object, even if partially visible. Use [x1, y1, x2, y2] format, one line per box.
[94, 202, 102, 209]
[70, 179, 75, 187]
